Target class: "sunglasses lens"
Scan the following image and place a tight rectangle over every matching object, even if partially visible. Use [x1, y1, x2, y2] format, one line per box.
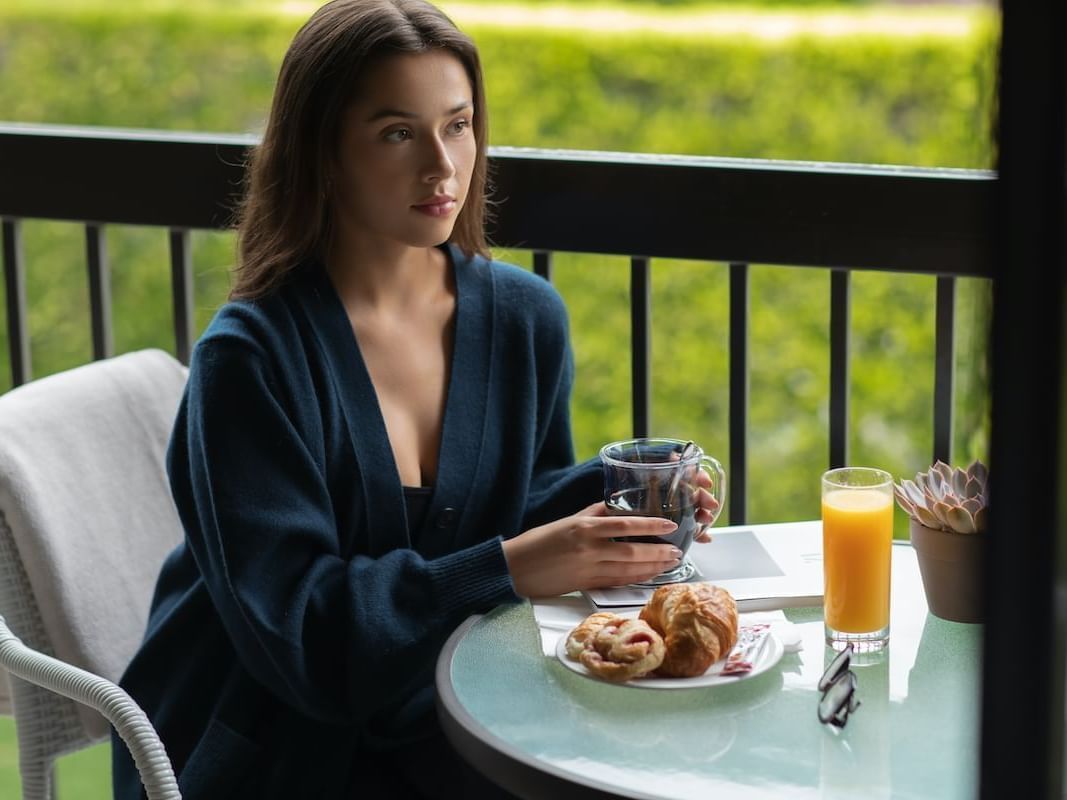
[817, 672, 858, 726]
[818, 646, 852, 692]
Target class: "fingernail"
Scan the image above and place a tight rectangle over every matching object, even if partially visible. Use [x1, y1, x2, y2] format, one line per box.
[669, 548, 684, 559]
[661, 519, 677, 531]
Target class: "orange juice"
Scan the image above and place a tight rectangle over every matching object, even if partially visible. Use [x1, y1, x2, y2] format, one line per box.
[822, 488, 893, 633]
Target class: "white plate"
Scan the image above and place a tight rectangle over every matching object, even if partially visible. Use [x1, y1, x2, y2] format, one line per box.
[555, 624, 784, 689]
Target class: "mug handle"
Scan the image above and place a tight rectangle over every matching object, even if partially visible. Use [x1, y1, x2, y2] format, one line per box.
[696, 454, 727, 533]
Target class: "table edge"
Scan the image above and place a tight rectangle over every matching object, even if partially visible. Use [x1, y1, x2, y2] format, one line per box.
[436, 612, 667, 800]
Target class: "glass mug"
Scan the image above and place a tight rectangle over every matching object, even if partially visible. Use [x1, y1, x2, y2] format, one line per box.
[598, 437, 726, 585]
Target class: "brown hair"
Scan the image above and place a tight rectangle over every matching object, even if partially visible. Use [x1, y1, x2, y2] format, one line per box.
[231, 0, 491, 300]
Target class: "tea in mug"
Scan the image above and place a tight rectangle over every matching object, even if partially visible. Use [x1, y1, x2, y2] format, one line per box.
[606, 486, 699, 553]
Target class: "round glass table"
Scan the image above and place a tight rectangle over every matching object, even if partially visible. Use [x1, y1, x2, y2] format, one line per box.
[436, 542, 981, 800]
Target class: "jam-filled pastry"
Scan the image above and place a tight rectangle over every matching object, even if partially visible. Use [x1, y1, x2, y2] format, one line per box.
[564, 612, 666, 682]
[564, 611, 625, 660]
[639, 583, 739, 678]
[579, 618, 666, 682]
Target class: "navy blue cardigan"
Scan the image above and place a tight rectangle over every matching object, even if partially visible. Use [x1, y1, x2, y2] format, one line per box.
[113, 245, 600, 799]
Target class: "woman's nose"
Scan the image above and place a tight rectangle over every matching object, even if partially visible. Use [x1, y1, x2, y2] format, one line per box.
[421, 136, 457, 182]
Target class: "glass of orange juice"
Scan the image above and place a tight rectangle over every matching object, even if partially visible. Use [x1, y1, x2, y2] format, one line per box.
[822, 467, 893, 651]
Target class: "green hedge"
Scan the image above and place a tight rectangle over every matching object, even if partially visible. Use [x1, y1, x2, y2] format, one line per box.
[0, 4, 996, 515]
[1, 12, 994, 466]
[0, 5, 997, 164]
[0, 3, 997, 508]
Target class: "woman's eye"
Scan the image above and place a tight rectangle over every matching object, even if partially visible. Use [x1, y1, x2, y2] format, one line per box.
[447, 118, 470, 135]
[384, 129, 412, 143]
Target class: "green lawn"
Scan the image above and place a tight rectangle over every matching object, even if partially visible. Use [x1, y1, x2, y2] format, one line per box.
[0, 716, 112, 799]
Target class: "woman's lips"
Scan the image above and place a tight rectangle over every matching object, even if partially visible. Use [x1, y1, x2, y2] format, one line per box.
[412, 197, 457, 217]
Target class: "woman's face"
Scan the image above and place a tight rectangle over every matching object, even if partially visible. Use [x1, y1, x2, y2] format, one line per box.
[332, 50, 477, 253]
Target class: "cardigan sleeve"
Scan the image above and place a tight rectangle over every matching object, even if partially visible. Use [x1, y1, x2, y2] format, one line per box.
[167, 337, 517, 727]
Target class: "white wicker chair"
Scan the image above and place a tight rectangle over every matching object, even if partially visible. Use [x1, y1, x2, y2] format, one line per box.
[0, 349, 188, 800]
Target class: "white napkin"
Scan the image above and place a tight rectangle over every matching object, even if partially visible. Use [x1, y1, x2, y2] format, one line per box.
[531, 595, 804, 657]
[531, 593, 594, 656]
[739, 610, 805, 653]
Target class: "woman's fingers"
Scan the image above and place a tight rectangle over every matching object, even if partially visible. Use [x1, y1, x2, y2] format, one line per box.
[601, 537, 681, 562]
[571, 515, 681, 576]
[692, 487, 720, 518]
[587, 557, 682, 588]
[577, 513, 678, 539]
[690, 493, 719, 544]
[580, 500, 610, 516]
[693, 486, 719, 542]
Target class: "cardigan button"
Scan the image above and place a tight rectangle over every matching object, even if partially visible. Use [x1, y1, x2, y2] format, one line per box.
[436, 508, 458, 529]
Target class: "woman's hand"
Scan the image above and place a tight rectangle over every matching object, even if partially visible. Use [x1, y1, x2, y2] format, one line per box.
[692, 468, 721, 543]
[667, 450, 720, 544]
[501, 501, 683, 598]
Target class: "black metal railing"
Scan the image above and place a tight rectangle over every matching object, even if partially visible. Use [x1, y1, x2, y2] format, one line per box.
[0, 123, 996, 524]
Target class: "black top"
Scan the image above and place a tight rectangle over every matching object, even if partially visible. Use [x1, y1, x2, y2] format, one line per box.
[403, 486, 435, 535]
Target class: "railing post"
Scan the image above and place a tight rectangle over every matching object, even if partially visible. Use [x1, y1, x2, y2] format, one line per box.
[728, 262, 749, 524]
[86, 224, 113, 361]
[829, 269, 851, 469]
[169, 229, 194, 365]
[2, 218, 31, 387]
[533, 250, 552, 282]
[933, 275, 956, 465]
[630, 256, 651, 438]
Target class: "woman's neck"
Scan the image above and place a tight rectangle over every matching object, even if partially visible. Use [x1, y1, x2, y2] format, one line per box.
[325, 237, 449, 315]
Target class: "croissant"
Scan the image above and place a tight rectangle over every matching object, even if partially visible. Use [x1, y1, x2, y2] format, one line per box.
[639, 583, 739, 677]
[565, 613, 666, 682]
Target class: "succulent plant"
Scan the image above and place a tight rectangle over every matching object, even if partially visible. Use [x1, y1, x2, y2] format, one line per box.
[894, 460, 988, 534]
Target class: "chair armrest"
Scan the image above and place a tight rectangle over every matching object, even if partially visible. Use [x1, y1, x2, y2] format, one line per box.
[0, 615, 181, 800]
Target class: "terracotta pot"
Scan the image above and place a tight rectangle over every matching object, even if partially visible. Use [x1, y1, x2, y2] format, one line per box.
[909, 519, 984, 624]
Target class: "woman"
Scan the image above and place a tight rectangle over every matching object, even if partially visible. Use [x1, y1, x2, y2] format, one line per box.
[114, 1, 711, 797]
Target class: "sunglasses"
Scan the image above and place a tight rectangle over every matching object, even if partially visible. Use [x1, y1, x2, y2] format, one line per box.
[818, 643, 861, 728]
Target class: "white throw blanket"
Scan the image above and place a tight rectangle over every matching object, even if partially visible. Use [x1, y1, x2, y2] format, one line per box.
[0, 349, 187, 738]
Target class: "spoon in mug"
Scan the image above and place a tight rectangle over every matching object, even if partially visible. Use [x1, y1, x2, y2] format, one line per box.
[663, 440, 696, 511]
